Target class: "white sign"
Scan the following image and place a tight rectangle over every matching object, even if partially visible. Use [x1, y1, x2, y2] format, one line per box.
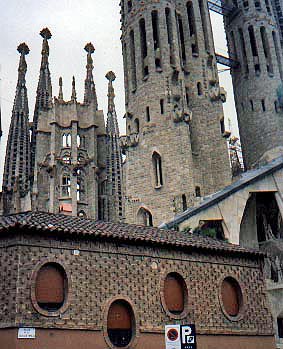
[18, 328, 36, 339]
[165, 325, 181, 349]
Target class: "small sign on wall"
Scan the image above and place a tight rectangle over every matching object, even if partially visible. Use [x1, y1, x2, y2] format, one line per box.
[18, 328, 36, 339]
[165, 325, 197, 349]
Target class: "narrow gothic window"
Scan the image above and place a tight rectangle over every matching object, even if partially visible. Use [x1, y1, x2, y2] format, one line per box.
[152, 152, 163, 187]
[62, 174, 71, 197]
[195, 186, 201, 197]
[165, 7, 176, 66]
[129, 30, 137, 91]
[127, 0, 132, 12]
[152, 10, 162, 70]
[137, 207, 153, 226]
[220, 119, 225, 134]
[182, 194, 187, 211]
[146, 107, 150, 122]
[160, 99, 164, 114]
[261, 99, 266, 111]
[139, 18, 149, 77]
[107, 300, 135, 348]
[197, 82, 203, 95]
[239, 28, 249, 74]
[260, 26, 273, 74]
[250, 100, 254, 111]
[275, 101, 279, 113]
[134, 118, 140, 133]
[77, 135, 81, 148]
[177, 14, 186, 65]
[186, 87, 190, 106]
[248, 26, 260, 73]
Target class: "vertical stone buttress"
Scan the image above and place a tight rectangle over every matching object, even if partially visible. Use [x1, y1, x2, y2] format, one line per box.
[105, 71, 124, 222]
[120, 0, 231, 226]
[2, 43, 31, 215]
[31, 28, 52, 179]
[224, 0, 283, 169]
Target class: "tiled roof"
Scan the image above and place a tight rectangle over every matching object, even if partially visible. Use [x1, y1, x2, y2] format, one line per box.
[0, 211, 264, 257]
[160, 155, 283, 230]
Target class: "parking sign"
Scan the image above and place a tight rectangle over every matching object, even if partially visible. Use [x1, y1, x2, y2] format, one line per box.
[165, 325, 197, 349]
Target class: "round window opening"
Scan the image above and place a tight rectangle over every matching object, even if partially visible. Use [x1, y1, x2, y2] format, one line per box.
[35, 263, 67, 312]
[107, 300, 135, 348]
[164, 272, 187, 316]
[221, 277, 243, 318]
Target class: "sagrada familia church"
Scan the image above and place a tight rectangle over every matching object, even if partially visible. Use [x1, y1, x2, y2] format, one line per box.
[1, 0, 283, 348]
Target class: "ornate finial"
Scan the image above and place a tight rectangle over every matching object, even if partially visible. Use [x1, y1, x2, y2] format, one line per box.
[40, 28, 52, 40]
[106, 71, 116, 83]
[58, 77, 63, 100]
[17, 43, 30, 56]
[71, 76, 76, 101]
[84, 42, 95, 54]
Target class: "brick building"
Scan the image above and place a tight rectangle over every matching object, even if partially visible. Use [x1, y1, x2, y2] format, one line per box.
[0, 211, 275, 349]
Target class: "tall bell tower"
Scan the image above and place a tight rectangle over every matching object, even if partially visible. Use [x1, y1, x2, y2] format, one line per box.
[224, 0, 283, 169]
[120, 0, 231, 226]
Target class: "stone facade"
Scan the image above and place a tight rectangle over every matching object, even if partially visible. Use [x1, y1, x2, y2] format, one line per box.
[224, 0, 283, 169]
[121, 0, 232, 227]
[0, 212, 276, 349]
[1, 30, 123, 222]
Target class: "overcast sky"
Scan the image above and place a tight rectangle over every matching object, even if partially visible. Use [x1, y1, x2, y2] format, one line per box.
[0, 0, 238, 184]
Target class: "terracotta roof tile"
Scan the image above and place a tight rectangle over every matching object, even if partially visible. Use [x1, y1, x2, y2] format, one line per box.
[0, 211, 264, 257]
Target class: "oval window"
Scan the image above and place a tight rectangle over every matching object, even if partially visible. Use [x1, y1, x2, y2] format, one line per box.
[35, 263, 67, 312]
[164, 272, 187, 315]
[107, 300, 134, 347]
[221, 277, 243, 318]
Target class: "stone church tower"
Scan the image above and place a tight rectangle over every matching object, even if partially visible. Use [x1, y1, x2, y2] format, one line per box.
[1, 29, 123, 221]
[2, 43, 31, 215]
[120, 0, 231, 226]
[224, 0, 283, 169]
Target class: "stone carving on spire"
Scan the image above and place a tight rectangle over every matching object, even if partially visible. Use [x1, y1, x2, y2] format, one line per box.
[83, 42, 98, 107]
[2, 43, 31, 214]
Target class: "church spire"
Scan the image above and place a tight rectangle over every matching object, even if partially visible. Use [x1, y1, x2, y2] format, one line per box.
[105, 71, 124, 222]
[31, 28, 53, 176]
[71, 76, 77, 101]
[2, 43, 31, 214]
[58, 77, 63, 101]
[83, 42, 98, 108]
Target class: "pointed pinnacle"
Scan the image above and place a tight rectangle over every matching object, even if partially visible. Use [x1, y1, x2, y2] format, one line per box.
[106, 71, 116, 82]
[40, 28, 52, 40]
[58, 77, 63, 100]
[71, 76, 76, 100]
[84, 42, 95, 54]
[17, 43, 30, 56]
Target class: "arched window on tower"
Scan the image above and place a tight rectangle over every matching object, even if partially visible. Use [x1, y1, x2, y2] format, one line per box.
[139, 18, 149, 78]
[134, 118, 140, 133]
[197, 82, 203, 95]
[62, 174, 71, 197]
[152, 152, 163, 188]
[137, 207, 153, 227]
